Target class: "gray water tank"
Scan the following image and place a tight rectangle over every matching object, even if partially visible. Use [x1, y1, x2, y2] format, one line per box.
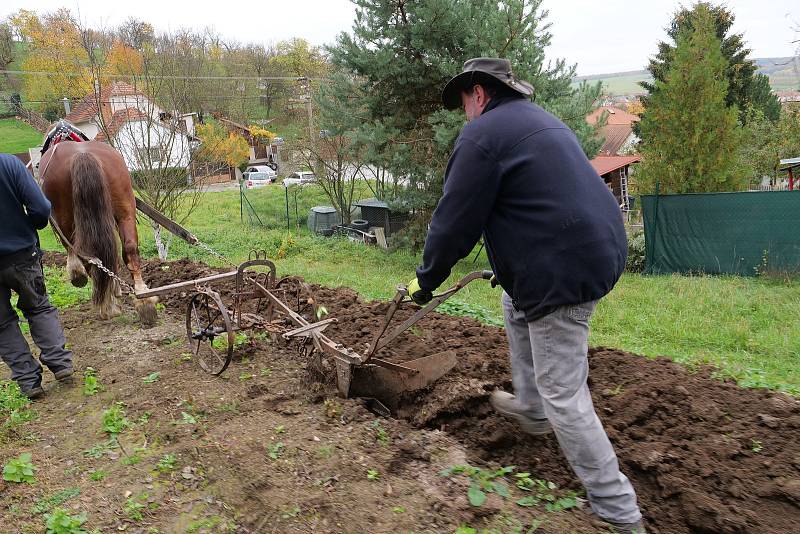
[308, 206, 339, 234]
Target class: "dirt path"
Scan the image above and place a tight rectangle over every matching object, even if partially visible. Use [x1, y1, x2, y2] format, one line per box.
[2, 254, 798, 533]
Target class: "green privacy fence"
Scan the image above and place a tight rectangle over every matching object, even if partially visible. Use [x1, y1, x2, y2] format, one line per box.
[641, 191, 800, 276]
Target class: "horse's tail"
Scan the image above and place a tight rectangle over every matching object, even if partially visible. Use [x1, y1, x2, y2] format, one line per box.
[71, 152, 119, 308]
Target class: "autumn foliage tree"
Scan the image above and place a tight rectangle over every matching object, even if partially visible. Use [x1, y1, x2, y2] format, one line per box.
[195, 122, 250, 168]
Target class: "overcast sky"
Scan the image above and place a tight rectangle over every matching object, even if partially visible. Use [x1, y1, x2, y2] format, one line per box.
[2, 0, 797, 76]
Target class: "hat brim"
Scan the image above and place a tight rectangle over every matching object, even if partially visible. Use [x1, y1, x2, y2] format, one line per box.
[441, 71, 534, 110]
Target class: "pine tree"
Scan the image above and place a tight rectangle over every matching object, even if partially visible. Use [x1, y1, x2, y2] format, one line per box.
[637, 5, 744, 194]
[640, 2, 778, 125]
[326, 0, 603, 247]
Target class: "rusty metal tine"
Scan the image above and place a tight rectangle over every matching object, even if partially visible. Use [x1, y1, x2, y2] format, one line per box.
[363, 289, 406, 362]
[370, 271, 491, 355]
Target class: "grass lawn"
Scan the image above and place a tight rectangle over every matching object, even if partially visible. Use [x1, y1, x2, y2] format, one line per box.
[38, 185, 800, 395]
[0, 118, 43, 154]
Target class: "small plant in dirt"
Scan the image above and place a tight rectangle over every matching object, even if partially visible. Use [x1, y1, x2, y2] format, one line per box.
[177, 353, 192, 363]
[323, 398, 341, 419]
[102, 403, 131, 435]
[82, 368, 102, 396]
[239, 372, 254, 381]
[371, 420, 390, 446]
[88, 470, 106, 481]
[31, 488, 81, 515]
[751, 439, 763, 453]
[123, 493, 148, 522]
[440, 465, 514, 507]
[83, 438, 118, 459]
[185, 515, 235, 533]
[514, 476, 579, 512]
[155, 453, 177, 473]
[178, 411, 197, 425]
[280, 505, 301, 519]
[44, 507, 88, 534]
[3, 452, 37, 483]
[392, 506, 405, 514]
[142, 372, 160, 384]
[317, 445, 334, 459]
[267, 442, 285, 460]
[218, 401, 239, 413]
[137, 412, 152, 426]
[260, 367, 272, 377]
[366, 469, 380, 481]
[274, 424, 286, 434]
[0, 380, 38, 437]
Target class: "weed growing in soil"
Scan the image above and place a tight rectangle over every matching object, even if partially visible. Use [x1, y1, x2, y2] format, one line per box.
[260, 367, 272, 377]
[3, 452, 36, 483]
[186, 515, 234, 533]
[392, 506, 405, 514]
[31, 488, 81, 515]
[274, 424, 285, 434]
[280, 506, 301, 519]
[317, 444, 334, 459]
[267, 442, 285, 460]
[0, 380, 37, 439]
[218, 401, 239, 413]
[102, 403, 131, 435]
[44, 507, 88, 534]
[441, 465, 512, 506]
[88, 470, 106, 481]
[367, 469, 380, 481]
[156, 453, 177, 473]
[751, 439, 763, 453]
[178, 411, 197, 425]
[83, 439, 118, 459]
[123, 493, 148, 522]
[142, 372, 160, 384]
[371, 420, 390, 446]
[82, 368, 102, 396]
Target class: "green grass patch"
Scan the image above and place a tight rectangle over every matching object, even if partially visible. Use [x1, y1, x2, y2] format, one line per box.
[37, 187, 800, 395]
[0, 118, 42, 154]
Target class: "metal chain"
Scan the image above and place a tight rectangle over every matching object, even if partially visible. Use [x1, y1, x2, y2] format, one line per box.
[194, 239, 236, 267]
[87, 257, 137, 296]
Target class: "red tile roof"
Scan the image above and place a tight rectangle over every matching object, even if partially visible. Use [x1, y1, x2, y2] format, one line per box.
[94, 108, 150, 142]
[590, 155, 641, 176]
[586, 106, 641, 126]
[597, 124, 635, 156]
[65, 82, 146, 126]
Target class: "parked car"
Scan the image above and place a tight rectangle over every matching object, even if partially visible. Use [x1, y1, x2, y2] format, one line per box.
[244, 165, 277, 179]
[282, 171, 317, 187]
[243, 172, 274, 189]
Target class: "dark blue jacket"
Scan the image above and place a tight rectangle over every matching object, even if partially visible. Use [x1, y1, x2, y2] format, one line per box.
[0, 154, 51, 255]
[416, 96, 627, 321]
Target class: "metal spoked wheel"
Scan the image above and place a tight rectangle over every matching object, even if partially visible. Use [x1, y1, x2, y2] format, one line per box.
[186, 290, 234, 375]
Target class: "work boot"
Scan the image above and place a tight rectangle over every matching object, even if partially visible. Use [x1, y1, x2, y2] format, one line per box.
[23, 386, 45, 399]
[54, 367, 74, 381]
[490, 391, 552, 435]
[607, 520, 647, 534]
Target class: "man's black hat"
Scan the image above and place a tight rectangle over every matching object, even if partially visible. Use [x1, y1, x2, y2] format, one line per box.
[442, 57, 535, 110]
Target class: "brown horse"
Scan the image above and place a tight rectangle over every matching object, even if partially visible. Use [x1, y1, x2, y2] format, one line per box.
[38, 140, 158, 326]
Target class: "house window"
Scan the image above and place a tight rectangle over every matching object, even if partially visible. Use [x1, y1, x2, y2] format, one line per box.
[139, 145, 164, 163]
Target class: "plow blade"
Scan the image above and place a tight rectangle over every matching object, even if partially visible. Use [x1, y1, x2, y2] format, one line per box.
[347, 350, 457, 407]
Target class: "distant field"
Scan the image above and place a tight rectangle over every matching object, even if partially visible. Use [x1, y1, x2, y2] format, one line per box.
[0, 118, 42, 154]
[575, 57, 799, 95]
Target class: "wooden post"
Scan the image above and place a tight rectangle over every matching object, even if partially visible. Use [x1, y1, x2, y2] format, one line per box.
[789, 167, 795, 191]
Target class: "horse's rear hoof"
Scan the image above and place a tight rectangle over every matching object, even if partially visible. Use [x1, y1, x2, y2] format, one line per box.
[135, 299, 158, 328]
[71, 274, 88, 288]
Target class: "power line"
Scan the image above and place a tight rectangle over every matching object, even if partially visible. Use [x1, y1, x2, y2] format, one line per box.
[0, 69, 323, 81]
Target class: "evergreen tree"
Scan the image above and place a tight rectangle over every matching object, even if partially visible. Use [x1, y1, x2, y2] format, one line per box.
[640, 2, 778, 124]
[637, 5, 744, 194]
[326, 0, 602, 248]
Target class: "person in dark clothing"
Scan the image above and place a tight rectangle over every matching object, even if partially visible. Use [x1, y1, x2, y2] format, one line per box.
[406, 59, 644, 534]
[0, 154, 74, 399]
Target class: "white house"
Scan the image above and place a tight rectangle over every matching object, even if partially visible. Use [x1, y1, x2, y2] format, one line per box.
[65, 82, 196, 172]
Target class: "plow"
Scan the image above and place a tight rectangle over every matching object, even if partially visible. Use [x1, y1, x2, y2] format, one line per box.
[133, 199, 494, 410]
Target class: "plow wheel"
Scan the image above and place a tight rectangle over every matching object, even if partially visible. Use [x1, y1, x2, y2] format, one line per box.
[270, 277, 320, 323]
[186, 290, 234, 375]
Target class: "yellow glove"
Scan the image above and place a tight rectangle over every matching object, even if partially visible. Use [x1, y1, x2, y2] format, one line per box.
[407, 277, 433, 305]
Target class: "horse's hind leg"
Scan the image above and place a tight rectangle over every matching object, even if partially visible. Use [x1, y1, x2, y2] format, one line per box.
[118, 216, 158, 327]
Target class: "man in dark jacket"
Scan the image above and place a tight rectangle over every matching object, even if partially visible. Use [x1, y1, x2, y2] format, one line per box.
[0, 153, 73, 399]
[407, 59, 644, 533]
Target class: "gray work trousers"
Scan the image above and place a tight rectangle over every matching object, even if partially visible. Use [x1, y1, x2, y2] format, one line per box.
[502, 291, 641, 524]
[0, 252, 73, 391]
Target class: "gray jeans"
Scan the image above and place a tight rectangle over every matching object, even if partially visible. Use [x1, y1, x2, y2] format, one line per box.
[502, 291, 641, 524]
[0, 253, 73, 391]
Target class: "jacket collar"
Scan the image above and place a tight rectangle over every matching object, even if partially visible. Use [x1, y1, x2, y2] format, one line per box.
[481, 94, 525, 115]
